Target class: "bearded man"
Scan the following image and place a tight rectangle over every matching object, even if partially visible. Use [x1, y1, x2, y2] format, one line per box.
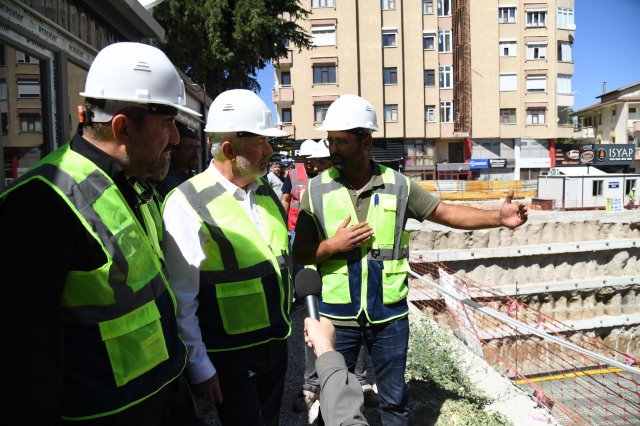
[163, 89, 291, 426]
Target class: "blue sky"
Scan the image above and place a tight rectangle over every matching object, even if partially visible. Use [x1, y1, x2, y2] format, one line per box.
[257, 0, 640, 119]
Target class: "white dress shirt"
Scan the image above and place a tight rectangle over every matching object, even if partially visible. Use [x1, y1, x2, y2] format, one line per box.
[163, 161, 267, 384]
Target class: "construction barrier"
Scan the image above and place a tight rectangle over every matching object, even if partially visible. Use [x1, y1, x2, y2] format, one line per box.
[409, 256, 640, 426]
[416, 179, 537, 201]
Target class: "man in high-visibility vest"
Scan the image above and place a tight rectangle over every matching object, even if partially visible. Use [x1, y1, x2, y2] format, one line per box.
[0, 43, 202, 424]
[629, 186, 636, 209]
[163, 89, 291, 425]
[293, 94, 528, 425]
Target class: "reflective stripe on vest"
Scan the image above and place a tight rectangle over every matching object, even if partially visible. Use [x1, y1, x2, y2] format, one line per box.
[287, 163, 308, 230]
[308, 165, 411, 323]
[0, 142, 186, 420]
[172, 171, 291, 351]
[134, 182, 164, 248]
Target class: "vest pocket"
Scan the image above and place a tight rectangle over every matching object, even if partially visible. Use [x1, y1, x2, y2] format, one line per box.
[216, 279, 270, 335]
[99, 300, 169, 387]
[320, 260, 351, 304]
[382, 259, 410, 305]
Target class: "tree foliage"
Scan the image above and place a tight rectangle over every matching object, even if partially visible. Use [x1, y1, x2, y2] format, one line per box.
[153, 0, 311, 97]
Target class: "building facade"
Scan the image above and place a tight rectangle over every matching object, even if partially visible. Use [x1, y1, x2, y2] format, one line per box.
[274, 0, 575, 180]
[572, 81, 640, 172]
[1, 0, 210, 189]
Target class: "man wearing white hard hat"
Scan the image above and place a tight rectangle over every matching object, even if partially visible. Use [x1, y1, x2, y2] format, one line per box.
[163, 89, 291, 425]
[0, 42, 202, 424]
[293, 94, 528, 424]
[628, 186, 636, 209]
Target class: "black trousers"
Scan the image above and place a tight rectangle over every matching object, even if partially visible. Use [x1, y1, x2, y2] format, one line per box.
[209, 339, 288, 426]
[61, 375, 200, 426]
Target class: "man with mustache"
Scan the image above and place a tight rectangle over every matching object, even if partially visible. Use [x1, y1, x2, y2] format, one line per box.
[293, 94, 528, 425]
[157, 126, 202, 197]
[0, 43, 202, 424]
[163, 89, 291, 425]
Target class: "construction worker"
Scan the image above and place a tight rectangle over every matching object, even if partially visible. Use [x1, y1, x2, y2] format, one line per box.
[310, 139, 333, 173]
[293, 94, 528, 425]
[281, 138, 318, 282]
[163, 89, 291, 425]
[629, 186, 636, 209]
[0, 43, 202, 424]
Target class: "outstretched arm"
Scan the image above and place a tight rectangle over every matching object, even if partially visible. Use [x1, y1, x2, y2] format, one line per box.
[427, 188, 528, 230]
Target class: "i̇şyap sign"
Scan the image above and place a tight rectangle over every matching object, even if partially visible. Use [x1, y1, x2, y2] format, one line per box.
[554, 143, 635, 166]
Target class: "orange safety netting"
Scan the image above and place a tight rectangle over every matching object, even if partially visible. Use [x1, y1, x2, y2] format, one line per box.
[409, 255, 640, 426]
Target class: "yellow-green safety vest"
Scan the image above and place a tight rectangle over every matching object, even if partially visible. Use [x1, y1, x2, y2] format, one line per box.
[308, 164, 411, 323]
[0, 143, 186, 421]
[166, 170, 291, 351]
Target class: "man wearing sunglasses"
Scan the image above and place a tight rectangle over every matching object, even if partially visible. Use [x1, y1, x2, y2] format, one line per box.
[157, 126, 202, 197]
[293, 94, 528, 425]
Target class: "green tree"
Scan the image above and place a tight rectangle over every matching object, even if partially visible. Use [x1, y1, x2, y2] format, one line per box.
[153, 0, 312, 97]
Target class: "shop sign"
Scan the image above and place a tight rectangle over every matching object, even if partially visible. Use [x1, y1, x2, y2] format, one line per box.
[489, 158, 507, 168]
[608, 182, 620, 189]
[0, 0, 95, 66]
[469, 158, 488, 169]
[555, 143, 635, 166]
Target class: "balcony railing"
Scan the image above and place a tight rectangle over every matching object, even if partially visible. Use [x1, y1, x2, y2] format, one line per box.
[272, 86, 294, 103]
[271, 50, 293, 66]
[573, 126, 595, 140]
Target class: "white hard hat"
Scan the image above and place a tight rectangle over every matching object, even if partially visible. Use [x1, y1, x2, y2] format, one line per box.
[204, 89, 286, 137]
[633, 187, 636, 190]
[80, 42, 201, 122]
[309, 140, 330, 159]
[316, 94, 379, 133]
[299, 139, 317, 156]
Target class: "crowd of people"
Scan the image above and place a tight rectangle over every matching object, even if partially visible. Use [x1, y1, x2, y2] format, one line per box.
[0, 42, 528, 426]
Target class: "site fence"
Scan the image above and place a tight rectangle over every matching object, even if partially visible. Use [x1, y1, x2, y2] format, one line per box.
[408, 255, 640, 426]
[415, 179, 537, 201]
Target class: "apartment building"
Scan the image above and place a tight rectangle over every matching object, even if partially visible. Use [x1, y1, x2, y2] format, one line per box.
[572, 81, 640, 171]
[273, 0, 575, 181]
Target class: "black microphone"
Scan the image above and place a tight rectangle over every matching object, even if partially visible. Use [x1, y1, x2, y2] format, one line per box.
[295, 269, 323, 320]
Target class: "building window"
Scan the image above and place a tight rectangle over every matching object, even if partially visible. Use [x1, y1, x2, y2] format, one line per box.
[384, 104, 398, 121]
[281, 71, 291, 86]
[526, 76, 546, 92]
[499, 73, 517, 91]
[598, 111, 602, 125]
[424, 69, 435, 86]
[313, 66, 336, 84]
[1, 112, 7, 135]
[439, 65, 452, 89]
[526, 10, 546, 27]
[527, 109, 546, 125]
[526, 42, 547, 60]
[423, 33, 435, 50]
[499, 7, 516, 23]
[281, 108, 292, 123]
[438, 30, 452, 53]
[557, 8, 574, 29]
[383, 67, 398, 85]
[612, 107, 616, 118]
[437, 0, 451, 16]
[557, 74, 572, 94]
[0, 79, 6, 100]
[423, 0, 433, 14]
[16, 50, 39, 64]
[499, 41, 517, 57]
[405, 140, 435, 166]
[312, 0, 334, 7]
[425, 106, 436, 122]
[592, 180, 603, 197]
[501, 109, 516, 124]
[382, 29, 397, 47]
[20, 115, 41, 132]
[440, 101, 453, 123]
[382, 0, 395, 10]
[18, 80, 41, 98]
[0, 44, 5, 67]
[315, 104, 330, 123]
[630, 108, 637, 119]
[557, 42, 572, 61]
[283, 38, 290, 48]
[312, 26, 336, 46]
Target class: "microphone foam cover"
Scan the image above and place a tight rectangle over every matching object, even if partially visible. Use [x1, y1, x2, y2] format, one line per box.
[295, 268, 323, 299]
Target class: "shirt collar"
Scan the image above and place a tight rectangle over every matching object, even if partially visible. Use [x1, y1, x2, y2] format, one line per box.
[208, 161, 260, 195]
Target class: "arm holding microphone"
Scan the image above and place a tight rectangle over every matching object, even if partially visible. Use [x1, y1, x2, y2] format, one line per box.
[296, 270, 369, 426]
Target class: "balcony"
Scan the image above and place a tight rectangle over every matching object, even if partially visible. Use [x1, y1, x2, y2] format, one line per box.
[557, 124, 574, 139]
[272, 86, 294, 103]
[573, 126, 595, 140]
[557, 94, 574, 107]
[271, 50, 293, 66]
[279, 123, 295, 138]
